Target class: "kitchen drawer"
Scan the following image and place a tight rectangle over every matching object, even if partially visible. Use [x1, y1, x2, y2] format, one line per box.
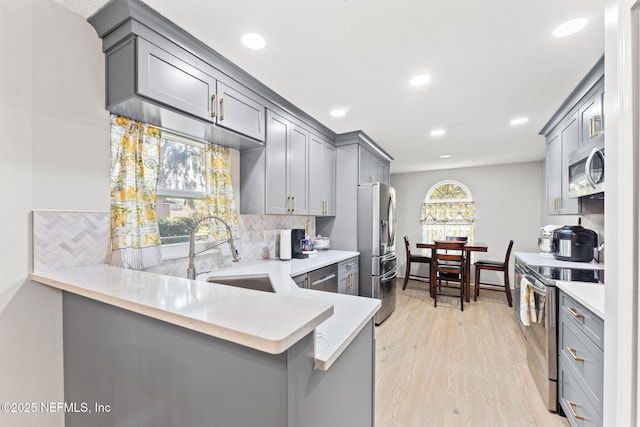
[558, 358, 602, 427]
[559, 318, 603, 416]
[559, 291, 604, 351]
[339, 257, 358, 275]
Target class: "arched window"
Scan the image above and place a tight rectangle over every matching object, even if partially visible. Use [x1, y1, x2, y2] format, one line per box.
[420, 180, 475, 243]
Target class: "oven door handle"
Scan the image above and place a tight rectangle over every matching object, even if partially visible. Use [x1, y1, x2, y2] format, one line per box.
[524, 275, 547, 295]
[585, 147, 600, 188]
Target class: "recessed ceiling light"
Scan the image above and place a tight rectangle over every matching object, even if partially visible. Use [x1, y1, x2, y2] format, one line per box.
[430, 129, 446, 137]
[553, 18, 587, 38]
[330, 108, 347, 118]
[410, 74, 431, 87]
[241, 33, 266, 49]
[510, 117, 529, 126]
[439, 154, 452, 159]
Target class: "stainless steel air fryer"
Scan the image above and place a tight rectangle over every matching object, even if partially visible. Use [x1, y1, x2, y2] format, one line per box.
[551, 222, 598, 262]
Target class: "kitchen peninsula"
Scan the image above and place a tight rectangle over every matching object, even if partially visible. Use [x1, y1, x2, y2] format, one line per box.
[31, 250, 379, 427]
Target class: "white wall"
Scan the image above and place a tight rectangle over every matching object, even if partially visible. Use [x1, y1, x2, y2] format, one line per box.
[0, 1, 108, 426]
[391, 161, 543, 285]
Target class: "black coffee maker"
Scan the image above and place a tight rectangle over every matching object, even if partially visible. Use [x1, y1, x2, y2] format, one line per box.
[291, 229, 308, 259]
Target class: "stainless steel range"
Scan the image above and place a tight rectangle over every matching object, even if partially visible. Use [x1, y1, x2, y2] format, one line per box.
[513, 254, 604, 413]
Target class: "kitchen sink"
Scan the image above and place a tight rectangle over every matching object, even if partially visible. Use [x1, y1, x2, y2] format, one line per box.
[206, 274, 274, 293]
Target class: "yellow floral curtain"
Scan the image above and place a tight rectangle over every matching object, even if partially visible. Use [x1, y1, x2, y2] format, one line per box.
[205, 144, 239, 240]
[110, 116, 162, 269]
[420, 201, 476, 224]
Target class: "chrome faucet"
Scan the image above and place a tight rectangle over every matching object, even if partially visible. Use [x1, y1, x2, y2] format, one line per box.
[187, 215, 240, 280]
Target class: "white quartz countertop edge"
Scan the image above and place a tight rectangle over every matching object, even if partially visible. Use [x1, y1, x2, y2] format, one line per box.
[31, 266, 335, 355]
[555, 281, 605, 319]
[31, 250, 379, 371]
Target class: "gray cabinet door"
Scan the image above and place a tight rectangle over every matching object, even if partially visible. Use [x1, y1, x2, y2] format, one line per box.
[265, 111, 289, 214]
[289, 124, 309, 215]
[546, 131, 562, 215]
[137, 37, 216, 122]
[559, 116, 581, 214]
[216, 81, 265, 141]
[359, 147, 377, 184]
[322, 142, 337, 216]
[579, 89, 604, 147]
[546, 115, 581, 215]
[379, 162, 390, 185]
[308, 134, 324, 216]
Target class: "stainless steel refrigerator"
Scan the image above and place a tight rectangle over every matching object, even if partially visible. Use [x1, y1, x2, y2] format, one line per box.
[357, 183, 397, 324]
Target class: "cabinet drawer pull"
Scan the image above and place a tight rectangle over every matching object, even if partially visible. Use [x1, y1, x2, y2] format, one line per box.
[220, 97, 225, 120]
[211, 94, 217, 118]
[565, 306, 585, 319]
[566, 347, 585, 362]
[566, 400, 586, 421]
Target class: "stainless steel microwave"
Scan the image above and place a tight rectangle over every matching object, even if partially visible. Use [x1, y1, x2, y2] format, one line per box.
[568, 140, 604, 198]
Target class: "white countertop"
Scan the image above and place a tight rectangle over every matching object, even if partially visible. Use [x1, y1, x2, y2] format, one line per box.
[31, 250, 380, 371]
[514, 252, 604, 270]
[556, 281, 605, 319]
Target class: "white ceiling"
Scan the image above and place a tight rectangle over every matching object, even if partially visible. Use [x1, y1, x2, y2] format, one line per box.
[57, 0, 604, 174]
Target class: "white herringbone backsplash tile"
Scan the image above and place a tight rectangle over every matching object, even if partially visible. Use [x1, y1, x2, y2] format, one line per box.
[33, 211, 111, 272]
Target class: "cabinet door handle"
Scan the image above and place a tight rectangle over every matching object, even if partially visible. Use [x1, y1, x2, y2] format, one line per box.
[589, 115, 602, 138]
[566, 347, 585, 362]
[219, 97, 225, 121]
[287, 195, 292, 213]
[292, 195, 295, 213]
[566, 400, 586, 421]
[565, 306, 585, 319]
[211, 94, 217, 118]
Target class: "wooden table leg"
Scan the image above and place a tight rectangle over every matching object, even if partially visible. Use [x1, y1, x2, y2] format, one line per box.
[465, 250, 471, 303]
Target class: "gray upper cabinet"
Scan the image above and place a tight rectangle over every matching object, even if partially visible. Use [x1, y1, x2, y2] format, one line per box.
[309, 133, 337, 216]
[110, 36, 266, 142]
[578, 81, 604, 147]
[136, 37, 216, 121]
[215, 81, 265, 142]
[358, 146, 390, 185]
[288, 124, 309, 214]
[546, 114, 582, 215]
[322, 142, 337, 216]
[241, 111, 335, 217]
[264, 111, 308, 215]
[540, 57, 603, 216]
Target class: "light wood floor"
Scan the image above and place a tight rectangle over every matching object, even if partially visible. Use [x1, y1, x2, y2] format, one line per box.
[374, 279, 569, 427]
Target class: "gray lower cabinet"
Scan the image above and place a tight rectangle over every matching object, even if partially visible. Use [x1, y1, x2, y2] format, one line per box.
[309, 133, 337, 216]
[62, 292, 375, 427]
[558, 290, 604, 426]
[109, 36, 265, 142]
[338, 257, 359, 295]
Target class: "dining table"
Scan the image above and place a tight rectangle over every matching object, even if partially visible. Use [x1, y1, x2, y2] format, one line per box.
[416, 241, 488, 302]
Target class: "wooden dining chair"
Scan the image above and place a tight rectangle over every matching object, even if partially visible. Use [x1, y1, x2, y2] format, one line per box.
[402, 236, 431, 290]
[432, 240, 466, 311]
[474, 240, 514, 307]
